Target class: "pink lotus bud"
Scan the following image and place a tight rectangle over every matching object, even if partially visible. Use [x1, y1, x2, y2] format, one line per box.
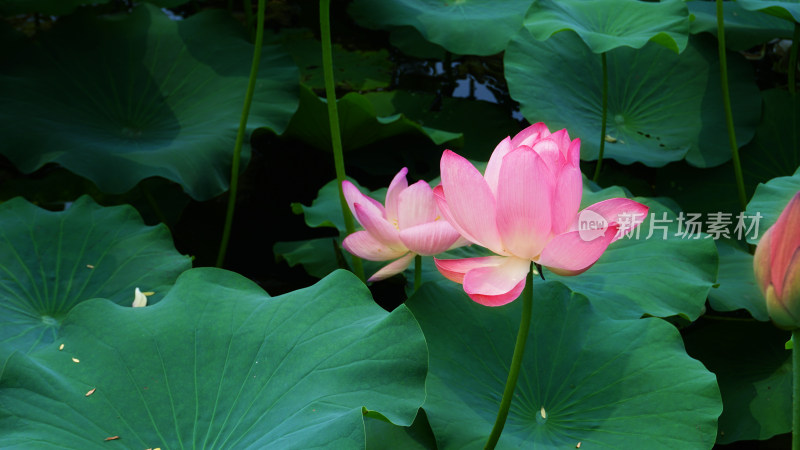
[754, 192, 800, 329]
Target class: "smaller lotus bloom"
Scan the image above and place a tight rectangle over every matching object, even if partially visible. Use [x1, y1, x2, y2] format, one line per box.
[754, 192, 800, 329]
[435, 123, 649, 306]
[342, 168, 463, 282]
[132, 287, 147, 307]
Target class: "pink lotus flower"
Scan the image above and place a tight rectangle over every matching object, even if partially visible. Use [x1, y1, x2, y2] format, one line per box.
[754, 191, 800, 329]
[342, 168, 463, 282]
[434, 123, 649, 306]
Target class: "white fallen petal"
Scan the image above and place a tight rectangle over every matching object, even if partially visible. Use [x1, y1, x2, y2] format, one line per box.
[132, 287, 148, 307]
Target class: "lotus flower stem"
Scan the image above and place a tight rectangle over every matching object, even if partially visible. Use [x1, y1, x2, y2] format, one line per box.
[794, 329, 800, 450]
[715, 0, 747, 212]
[215, 0, 265, 268]
[414, 254, 422, 292]
[592, 52, 608, 183]
[484, 264, 534, 449]
[320, 0, 365, 282]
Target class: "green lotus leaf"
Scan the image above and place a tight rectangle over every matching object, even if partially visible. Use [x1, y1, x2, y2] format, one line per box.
[408, 281, 721, 449]
[0, 170, 191, 227]
[688, 0, 794, 50]
[745, 166, 800, 244]
[505, 31, 760, 167]
[363, 91, 521, 161]
[655, 161, 750, 219]
[544, 187, 718, 320]
[525, 0, 689, 54]
[283, 85, 462, 153]
[347, 0, 535, 56]
[739, 88, 800, 198]
[684, 318, 791, 444]
[738, 0, 800, 22]
[656, 89, 800, 218]
[709, 241, 769, 320]
[0, 5, 299, 200]
[0, 268, 428, 448]
[366, 409, 438, 450]
[274, 237, 343, 279]
[388, 26, 447, 59]
[267, 28, 393, 92]
[0, 196, 191, 356]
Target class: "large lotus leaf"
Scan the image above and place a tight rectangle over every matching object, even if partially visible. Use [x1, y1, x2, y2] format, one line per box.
[740, 89, 800, 192]
[0, 5, 299, 201]
[274, 237, 344, 279]
[347, 0, 534, 56]
[388, 26, 447, 59]
[688, 0, 794, 50]
[267, 28, 393, 92]
[738, 0, 800, 22]
[525, 0, 689, 54]
[657, 89, 800, 218]
[655, 161, 743, 219]
[745, 166, 800, 244]
[684, 318, 791, 444]
[543, 187, 718, 320]
[283, 85, 462, 152]
[407, 281, 721, 449]
[0, 268, 428, 448]
[365, 410, 438, 450]
[0, 196, 191, 356]
[709, 241, 769, 320]
[363, 91, 521, 160]
[505, 30, 760, 167]
[0, 169, 191, 228]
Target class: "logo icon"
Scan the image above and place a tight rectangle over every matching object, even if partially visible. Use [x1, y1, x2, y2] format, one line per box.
[578, 209, 608, 241]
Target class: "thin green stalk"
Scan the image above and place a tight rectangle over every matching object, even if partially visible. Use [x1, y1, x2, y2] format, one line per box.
[320, 0, 365, 282]
[215, 0, 265, 267]
[414, 255, 422, 292]
[485, 264, 534, 449]
[793, 329, 800, 450]
[716, 0, 747, 211]
[592, 52, 608, 183]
